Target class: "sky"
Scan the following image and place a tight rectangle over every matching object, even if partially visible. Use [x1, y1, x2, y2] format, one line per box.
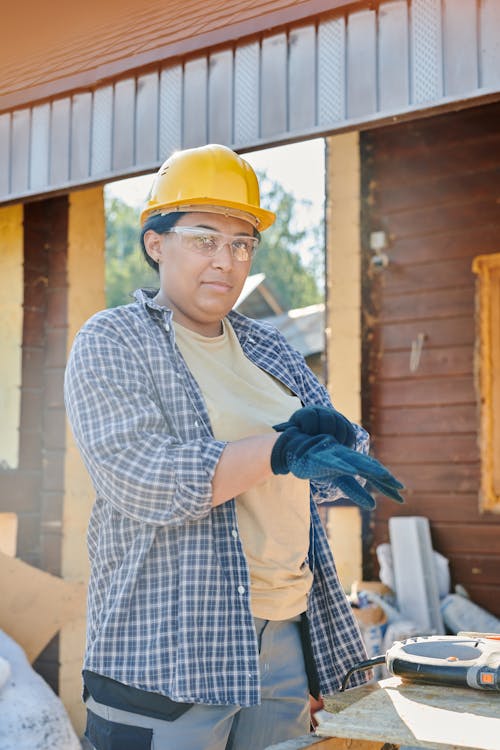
[106, 138, 326, 228]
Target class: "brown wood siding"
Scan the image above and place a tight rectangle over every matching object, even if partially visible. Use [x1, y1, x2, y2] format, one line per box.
[0, 196, 69, 689]
[361, 102, 500, 618]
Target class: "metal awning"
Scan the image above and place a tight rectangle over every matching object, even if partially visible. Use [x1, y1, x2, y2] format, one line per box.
[1, 0, 499, 206]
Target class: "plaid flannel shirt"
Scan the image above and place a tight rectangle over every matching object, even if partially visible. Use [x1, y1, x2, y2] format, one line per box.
[64, 289, 369, 706]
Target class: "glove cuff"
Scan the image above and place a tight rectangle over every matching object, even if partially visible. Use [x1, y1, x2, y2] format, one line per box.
[270, 429, 292, 475]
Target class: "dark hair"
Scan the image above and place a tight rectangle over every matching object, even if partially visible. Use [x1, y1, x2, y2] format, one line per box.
[140, 212, 186, 272]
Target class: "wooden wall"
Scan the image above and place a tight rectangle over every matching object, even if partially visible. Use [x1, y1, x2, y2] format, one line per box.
[0, 196, 69, 689]
[361, 101, 500, 618]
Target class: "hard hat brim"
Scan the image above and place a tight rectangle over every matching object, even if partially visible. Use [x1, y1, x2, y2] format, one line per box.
[141, 198, 276, 231]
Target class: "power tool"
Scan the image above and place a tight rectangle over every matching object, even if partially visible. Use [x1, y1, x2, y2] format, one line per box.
[341, 634, 500, 692]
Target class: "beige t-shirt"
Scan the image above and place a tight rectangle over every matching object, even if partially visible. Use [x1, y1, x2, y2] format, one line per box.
[173, 318, 313, 620]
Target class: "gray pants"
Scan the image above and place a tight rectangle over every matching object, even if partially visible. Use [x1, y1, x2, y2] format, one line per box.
[85, 616, 311, 750]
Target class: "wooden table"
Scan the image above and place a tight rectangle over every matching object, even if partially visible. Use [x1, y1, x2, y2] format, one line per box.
[266, 677, 500, 750]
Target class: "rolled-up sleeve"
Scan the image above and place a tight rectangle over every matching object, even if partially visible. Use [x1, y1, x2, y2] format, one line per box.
[64, 329, 226, 526]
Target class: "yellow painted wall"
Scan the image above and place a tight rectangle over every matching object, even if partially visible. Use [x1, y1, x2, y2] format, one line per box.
[61, 187, 106, 735]
[324, 132, 362, 592]
[0, 205, 23, 469]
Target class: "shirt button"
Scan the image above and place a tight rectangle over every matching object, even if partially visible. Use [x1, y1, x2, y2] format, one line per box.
[231, 529, 238, 539]
[164, 323, 170, 332]
[237, 585, 245, 595]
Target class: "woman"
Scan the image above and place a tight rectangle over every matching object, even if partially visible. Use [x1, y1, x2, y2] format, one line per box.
[65, 144, 403, 750]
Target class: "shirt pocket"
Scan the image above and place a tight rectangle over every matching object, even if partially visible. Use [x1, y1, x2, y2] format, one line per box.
[85, 709, 153, 750]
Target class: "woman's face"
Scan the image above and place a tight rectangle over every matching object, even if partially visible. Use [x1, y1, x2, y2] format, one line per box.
[143, 212, 255, 337]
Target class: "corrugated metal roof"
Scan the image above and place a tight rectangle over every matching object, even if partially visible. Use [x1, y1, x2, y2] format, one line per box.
[1, 0, 499, 206]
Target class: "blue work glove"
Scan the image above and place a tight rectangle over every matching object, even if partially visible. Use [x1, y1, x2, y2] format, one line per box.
[273, 405, 356, 447]
[270, 427, 404, 510]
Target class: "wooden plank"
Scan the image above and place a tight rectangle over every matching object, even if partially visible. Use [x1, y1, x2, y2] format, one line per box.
[159, 64, 182, 158]
[29, 104, 50, 191]
[411, 0, 444, 104]
[376, 404, 477, 435]
[113, 78, 136, 171]
[375, 492, 483, 524]
[0, 114, 10, 196]
[372, 375, 475, 407]
[183, 57, 209, 148]
[261, 32, 288, 138]
[480, 0, 500, 89]
[450, 554, 500, 586]
[378, 346, 473, 378]
[431, 523, 500, 555]
[288, 24, 316, 133]
[378, 318, 475, 351]
[442, 0, 479, 96]
[377, 196, 500, 240]
[136, 72, 159, 166]
[385, 225, 499, 265]
[374, 169, 500, 215]
[0, 472, 39, 513]
[234, 41, 260, 145]
[11, 108, 30, 194]
[378, 1, 409, 111]
[382, 258, 475, 296]
[70, 92, 91, 181]
[346, 9, 377, 118]
[49, 98, 70, 186]
[90, 85, 113, 176]
[367, 134, 500, 186]
[380, 289, 473, 322]
[374, 434, 479, 464]
[317, 16, 345, 126]
[208, 49, 233, 145]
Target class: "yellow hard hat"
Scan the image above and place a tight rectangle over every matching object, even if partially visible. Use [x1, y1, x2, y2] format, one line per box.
[140, 144, 275, 231]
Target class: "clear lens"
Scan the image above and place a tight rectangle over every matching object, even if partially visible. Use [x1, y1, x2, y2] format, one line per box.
[166, 227, 258, 261]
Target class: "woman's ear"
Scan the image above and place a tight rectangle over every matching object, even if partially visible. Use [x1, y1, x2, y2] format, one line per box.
[143, 230, 162, 264]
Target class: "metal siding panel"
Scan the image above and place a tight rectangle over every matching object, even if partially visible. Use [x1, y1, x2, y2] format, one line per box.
[91, 85, 113, 176]
[346, 9, 377, 118]
[317, 17, 346, 126]
[442, 0, 478, 96]
[411, 0, 444, 104]
[208, 49, 233, 146]
[30, 103, 50, 191]
[136, 72, 159, 166]
[480, 0, 500, 89]
[159, 65, 183, 159]
[183, 57, 208, 149]
[49, 98, 70, 186]
[0, 114, 11, 196]
[70, 92, 92, 181]
[11, 109, 30, 194]
[261, 33, 288, 138]
[234, 42, 260, 146]
[378, 1, 410, 111]
[288, 25, 317, 132]
[113, 78, 136, 171]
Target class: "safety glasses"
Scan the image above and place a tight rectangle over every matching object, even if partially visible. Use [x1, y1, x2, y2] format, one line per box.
[164, 226, 260, 261]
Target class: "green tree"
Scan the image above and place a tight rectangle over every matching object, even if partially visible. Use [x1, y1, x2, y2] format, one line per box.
[105, 177, 324, 309]
[252, 173, 323, 310]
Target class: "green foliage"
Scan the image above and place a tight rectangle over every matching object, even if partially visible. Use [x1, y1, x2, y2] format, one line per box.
[104, 177, 324, 310]
[105, 197, 158, 308]
[251, 173, 323, 310]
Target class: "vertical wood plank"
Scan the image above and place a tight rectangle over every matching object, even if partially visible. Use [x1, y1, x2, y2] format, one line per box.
[480, 0, 500, 88]
[411, 0, 444, 103]
[442, 0, 478, 95]
[136, 72, 159, 166]
[289, 25, 316, 133]
[70, 93, 92, 181]
[159, 65, 182, 159]
[0, 114, 11, 196]
[49, 98, 70, 187]
[378, 1, 410, 111]
[30, 103, 50, 191]
[183, 57, 208, 149]
[113, 78, 136, 171]
[317, 17, 346, 126]
[208, 49, 233, 146]
[11, 109, 31, 195]
[234, 42, 260, 147]
[261, 32, 288, 138]
[346, 9, 378, 118]
[91, 85, 113, 176]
